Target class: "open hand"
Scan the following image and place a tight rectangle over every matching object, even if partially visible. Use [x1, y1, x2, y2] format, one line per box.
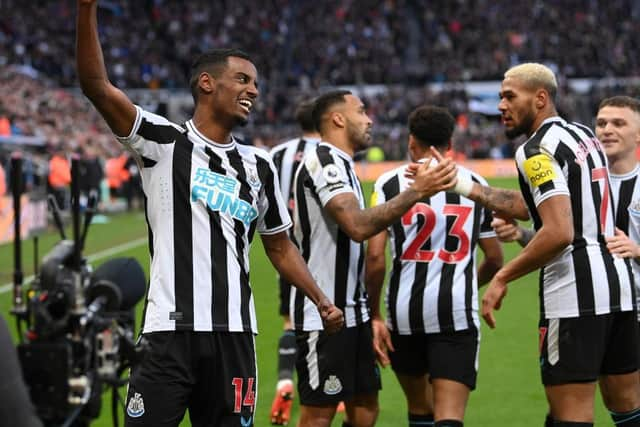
[606, 227, 640, 259]
[481, 277, 508, 328]
[405, 147, 457, 198]
[371, 317, 394, 367]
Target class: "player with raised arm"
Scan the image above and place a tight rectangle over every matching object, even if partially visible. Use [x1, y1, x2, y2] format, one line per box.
[291, 90, 457, 427]
[366, 105, 503, 427]
[76, 1, 343, 426]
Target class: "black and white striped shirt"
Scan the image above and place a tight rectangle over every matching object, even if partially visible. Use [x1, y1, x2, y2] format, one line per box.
[118, 106, 291, 334]
[291, 143, 369, 330]
[372, 163, 495, 334]
[610, 164, 640, 318]
[515, 116, 634, 319]
[270, 136, 320, 218]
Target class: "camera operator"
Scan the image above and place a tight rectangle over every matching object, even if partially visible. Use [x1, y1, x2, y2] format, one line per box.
[0, 314, 43, 427]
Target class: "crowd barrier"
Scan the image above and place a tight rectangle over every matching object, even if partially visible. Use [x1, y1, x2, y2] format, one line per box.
[0, 194, 48, 245]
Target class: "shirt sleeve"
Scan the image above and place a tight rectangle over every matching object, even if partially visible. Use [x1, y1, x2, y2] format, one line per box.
[516, 145, 569, 207]
[304, 152, 354, 206]
[115, 105, 180, 162]
[255, 153, 292, 235]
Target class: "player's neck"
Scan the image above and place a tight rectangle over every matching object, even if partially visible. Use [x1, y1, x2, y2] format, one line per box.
[608, 156, 638, 175]
[191, 109, 233, 144]
[322, 132, 354, 158]
[528, 109, 559, 137]
[302, 131, 320, 140]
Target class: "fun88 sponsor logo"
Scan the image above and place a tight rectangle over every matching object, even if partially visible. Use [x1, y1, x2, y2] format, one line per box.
[191, 168, 258, 226]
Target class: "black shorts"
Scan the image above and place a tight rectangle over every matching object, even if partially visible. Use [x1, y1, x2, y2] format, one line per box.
[278, 276, 292, 316]
[389, 328, 480, 390]
[539, 311, 639, 386]
[125, 331, 256, 427]
[295, 322, 381, 406]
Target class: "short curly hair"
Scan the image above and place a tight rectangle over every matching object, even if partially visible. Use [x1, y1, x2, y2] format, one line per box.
[408, 105, 455, 149]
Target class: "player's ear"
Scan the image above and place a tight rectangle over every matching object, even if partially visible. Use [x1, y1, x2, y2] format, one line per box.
[198, 72, 215, 95]
[535, 89, 547, 110]
[331, 112, 345, 128]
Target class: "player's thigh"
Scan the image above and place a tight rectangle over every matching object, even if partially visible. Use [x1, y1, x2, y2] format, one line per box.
[344, 392, 379, 427]
[296, 324, 379, 407]
[539, 316, 606, 386]
[298, 404, 336, 427]
[601, 311, 639, 376]
[598, 311, 640, 411]
[545, 382, 596, 422]
[125, 332, 192, 427]
[189, 332, 257, 427]
[389, 333, 431, 412]
[427, 328, 479, 391]
[431, 378, 470, 421]
[353, 322, 382, 397]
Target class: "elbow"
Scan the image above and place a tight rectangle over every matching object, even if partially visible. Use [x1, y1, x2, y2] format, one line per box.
[341, 222, 368, 243]
[558, 230, 574, 249]
[548, 229, 574, 253]
[79, 78, 108, 103]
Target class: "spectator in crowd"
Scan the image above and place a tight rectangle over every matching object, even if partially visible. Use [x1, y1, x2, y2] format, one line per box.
[47, 149, 70, 210]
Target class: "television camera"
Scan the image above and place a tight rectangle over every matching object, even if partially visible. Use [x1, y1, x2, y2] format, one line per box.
[9, 153, 148, 427]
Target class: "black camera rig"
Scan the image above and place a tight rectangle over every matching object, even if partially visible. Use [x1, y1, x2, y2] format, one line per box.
[10, 153, 147, 427]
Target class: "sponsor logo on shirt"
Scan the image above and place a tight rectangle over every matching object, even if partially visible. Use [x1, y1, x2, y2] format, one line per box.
[523, 154, 556, 187]
[191, 168, 258, 226]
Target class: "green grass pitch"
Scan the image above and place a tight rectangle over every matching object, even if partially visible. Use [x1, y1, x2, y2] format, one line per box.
[0, 178, 613, 426]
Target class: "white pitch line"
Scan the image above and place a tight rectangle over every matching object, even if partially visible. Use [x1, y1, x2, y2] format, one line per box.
[0, 237, 147, 294]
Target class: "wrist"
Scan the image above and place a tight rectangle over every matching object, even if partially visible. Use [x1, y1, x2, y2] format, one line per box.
[516, 228, 533, 246]
[453, 175, 473, 197]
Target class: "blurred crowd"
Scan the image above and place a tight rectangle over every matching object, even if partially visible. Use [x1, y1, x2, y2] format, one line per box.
[3, 0, 639, 88]
[1, 0, 640, 193]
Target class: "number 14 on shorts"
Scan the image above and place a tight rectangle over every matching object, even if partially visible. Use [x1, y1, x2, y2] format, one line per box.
[232, 377, 256, 413]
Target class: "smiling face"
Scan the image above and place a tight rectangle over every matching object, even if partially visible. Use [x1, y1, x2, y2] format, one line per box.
[498, 77, 539, 139]
[200, 56, 259, 127]
[596, 105, 640, 165]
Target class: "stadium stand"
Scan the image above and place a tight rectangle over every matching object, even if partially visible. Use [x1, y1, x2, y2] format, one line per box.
[1, 0, 640, 162]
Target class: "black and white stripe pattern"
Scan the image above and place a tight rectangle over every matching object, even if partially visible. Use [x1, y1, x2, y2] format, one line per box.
[610, 164, 640, 319]
[515, 116, 634, 319]
[270, 137, 320, 218]
[291, 143, 369, 330]
[118, 106, 291, 334]
[372, 163, 495, 334]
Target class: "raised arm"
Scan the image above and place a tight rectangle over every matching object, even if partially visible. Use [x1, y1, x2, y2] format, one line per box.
[76, 0, 136, 136]
[325, 157, 457, 242]
[261, 231, 344, 333]
[405, 147, 530, 220]
[462, 184, 530, 221]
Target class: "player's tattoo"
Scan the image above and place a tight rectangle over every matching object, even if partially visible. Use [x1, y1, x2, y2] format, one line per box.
[476, 186, 529, 219]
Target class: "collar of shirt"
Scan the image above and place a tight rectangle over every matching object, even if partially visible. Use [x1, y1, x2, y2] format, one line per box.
[609, 163, 640, 180]
[186, 120, 236, 150]
[319, 142, 353, 163]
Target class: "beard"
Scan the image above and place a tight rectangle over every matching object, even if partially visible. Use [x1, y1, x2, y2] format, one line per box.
[504, 110, 536, 139]
[232, 113, 249, 127]
[347, 122, 371, 151]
